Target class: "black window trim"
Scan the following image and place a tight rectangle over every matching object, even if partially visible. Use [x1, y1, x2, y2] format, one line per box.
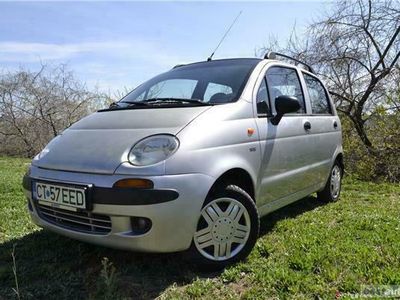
[301, 71, 334, 116]
[256, 76, 273, 118]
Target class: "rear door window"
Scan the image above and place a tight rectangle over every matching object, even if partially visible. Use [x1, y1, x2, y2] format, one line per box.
[303, 73, 332, 115]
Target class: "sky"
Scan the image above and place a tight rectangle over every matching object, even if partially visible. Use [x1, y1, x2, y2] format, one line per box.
[0, 1, 329, 93]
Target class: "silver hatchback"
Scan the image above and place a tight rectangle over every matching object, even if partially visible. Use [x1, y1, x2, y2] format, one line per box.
[23, 53, 343, 267]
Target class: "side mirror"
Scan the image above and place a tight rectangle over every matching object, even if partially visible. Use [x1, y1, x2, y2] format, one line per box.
[270, 95, 301, 125]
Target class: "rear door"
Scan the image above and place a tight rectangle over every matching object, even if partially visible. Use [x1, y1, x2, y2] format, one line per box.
[254, 65, 317, 206]
[300, 71, 341, 185]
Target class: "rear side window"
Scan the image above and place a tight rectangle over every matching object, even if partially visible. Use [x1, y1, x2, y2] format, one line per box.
[266, 66, 305, 114]
[303, 73, 332, 114]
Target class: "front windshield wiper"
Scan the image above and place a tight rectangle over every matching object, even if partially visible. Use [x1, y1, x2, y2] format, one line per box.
[122, 101, 151, 106]
[141, 98, 212, 106]
[108, 101, 150, 109]
[105, 98, 211, 111]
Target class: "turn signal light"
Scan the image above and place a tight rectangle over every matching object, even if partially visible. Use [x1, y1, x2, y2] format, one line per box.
[113, 178, 154, 189]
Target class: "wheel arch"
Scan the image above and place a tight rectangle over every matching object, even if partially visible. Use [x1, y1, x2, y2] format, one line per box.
[335, 152, 344, 172]
[206, 168, 256, 203]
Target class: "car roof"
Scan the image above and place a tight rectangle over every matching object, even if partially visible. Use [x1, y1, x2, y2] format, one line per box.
[173, 58, 263, 70]
[172, 58, 313, 74]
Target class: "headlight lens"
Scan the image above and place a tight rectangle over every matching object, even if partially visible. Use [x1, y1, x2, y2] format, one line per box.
[33, 147, 50, 161]
[128, 135, 179, 166]
[33, 135, 61, 161]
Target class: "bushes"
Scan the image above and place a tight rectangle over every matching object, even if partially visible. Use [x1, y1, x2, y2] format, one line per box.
[342, 110, 400, 182]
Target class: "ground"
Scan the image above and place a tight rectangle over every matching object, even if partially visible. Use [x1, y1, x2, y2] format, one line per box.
[0, 157, 399, 299]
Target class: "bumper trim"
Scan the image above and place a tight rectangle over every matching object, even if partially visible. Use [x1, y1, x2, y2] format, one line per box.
[92, 187, 179, 205]
[23, 175, 179, 206]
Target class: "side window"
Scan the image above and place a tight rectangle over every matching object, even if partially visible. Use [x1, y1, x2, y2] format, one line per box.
[256, 78, 270, 115]
[266, 66, 305, 114]
[303, 73, 332, 115]
[204, 82, 233, 102]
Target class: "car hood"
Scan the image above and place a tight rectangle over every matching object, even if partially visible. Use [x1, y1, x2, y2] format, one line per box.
[32, 106, 211, 174]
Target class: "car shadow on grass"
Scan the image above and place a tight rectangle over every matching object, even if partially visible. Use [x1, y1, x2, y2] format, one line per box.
[0, 195, 324, 300]
[259, 195, 325, 236]
[0, 229, 221, 300]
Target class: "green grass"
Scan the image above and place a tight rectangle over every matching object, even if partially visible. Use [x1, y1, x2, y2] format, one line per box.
[0, 156, 399, 299]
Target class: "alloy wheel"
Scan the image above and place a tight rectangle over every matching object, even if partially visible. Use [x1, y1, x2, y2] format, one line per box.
[194, 198, 251, 261]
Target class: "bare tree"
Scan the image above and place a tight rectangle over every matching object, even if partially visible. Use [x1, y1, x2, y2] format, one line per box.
[0, 64, 107, 157]
[260, 0, 400, 151]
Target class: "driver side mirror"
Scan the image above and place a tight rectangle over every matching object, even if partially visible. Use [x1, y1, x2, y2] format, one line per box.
[270, 95, 301, 125]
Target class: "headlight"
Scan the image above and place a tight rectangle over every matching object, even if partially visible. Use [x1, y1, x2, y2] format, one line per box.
[33, 147, 50, 161]
[128, 134, 179, 166]
[33, 135, 61, 161]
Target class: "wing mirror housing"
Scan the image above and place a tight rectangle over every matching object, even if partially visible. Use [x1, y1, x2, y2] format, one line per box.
[270, 95, 301, 125]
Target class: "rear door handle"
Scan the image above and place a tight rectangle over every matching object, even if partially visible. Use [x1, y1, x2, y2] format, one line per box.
[333, 121, 338, 129]
[304, 121, 311, 131]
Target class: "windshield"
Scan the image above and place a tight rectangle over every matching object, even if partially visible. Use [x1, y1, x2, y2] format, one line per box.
[120, 59, 260, 105]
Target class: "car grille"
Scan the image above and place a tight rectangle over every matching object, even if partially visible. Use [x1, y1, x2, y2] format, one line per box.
[36, 203, 112, 235]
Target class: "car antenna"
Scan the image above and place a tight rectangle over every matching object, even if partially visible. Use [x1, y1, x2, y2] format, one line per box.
[207, 11, 242, 61]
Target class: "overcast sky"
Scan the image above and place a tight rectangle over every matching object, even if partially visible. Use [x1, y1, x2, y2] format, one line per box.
[0, 1, 328, 93]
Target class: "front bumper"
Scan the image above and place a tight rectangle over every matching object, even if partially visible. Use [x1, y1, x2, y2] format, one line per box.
[23, 166, 215, 253]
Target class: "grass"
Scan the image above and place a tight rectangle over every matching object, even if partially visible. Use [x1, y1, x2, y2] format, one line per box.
[0, 156, 399, 299]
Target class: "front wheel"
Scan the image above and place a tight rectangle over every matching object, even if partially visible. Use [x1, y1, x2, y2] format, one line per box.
[317, 161, 343, 202]
[191, 185, 259, 268]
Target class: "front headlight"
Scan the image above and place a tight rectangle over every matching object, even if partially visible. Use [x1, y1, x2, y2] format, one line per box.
[33, 135, 61, 161]
[33, 147, 50, 161]
[128, 134, 179, 166]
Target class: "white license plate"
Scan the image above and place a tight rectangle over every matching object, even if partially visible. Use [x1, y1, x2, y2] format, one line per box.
[33, 181, 87, 211]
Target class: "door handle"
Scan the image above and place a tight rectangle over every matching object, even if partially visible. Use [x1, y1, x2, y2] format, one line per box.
[304, 121, 311, 131]
[333, 121, 338, 129]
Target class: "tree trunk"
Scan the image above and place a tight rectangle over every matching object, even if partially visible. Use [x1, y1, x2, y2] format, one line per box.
[351, 116, 374, 151]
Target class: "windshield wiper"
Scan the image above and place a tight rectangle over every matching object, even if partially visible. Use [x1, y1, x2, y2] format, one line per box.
[105, 98, 211, 111]
[107, 101, 151, 109]
[122, 101, 151, 106]
[109, 102, 120, 109]
[141, 98, 212, 106]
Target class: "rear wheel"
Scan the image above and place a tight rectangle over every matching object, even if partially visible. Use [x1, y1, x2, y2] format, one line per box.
[317, 161, 343, 202]
[191, 185, 259, 268]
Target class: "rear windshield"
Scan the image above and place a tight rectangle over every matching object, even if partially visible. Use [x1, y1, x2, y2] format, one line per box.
[121, 59, 259, 104]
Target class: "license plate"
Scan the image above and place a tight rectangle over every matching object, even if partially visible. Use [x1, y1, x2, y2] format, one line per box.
[33, 181, 88, 211]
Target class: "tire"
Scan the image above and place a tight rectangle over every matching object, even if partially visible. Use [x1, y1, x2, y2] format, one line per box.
[317, 161, 343, 202]
[190, 184, 259, 269]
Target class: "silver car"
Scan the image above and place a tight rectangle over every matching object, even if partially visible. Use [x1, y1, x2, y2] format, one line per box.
[23, 53, 343, 267]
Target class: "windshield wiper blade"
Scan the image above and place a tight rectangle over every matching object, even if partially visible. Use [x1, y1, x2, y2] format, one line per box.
[108, 101, 150, 109]
[109, 102, 120, 109]
[106, 98, 212, 111]
[123, 101, 151, 106]
[142, 98, 212, 106]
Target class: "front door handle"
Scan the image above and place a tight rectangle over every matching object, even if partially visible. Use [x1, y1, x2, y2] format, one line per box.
[304, 121, 311, 131]
[333, 121, 338, 129]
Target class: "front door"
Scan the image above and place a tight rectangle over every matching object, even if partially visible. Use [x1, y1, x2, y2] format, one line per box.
[254, 65, 317, 207]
